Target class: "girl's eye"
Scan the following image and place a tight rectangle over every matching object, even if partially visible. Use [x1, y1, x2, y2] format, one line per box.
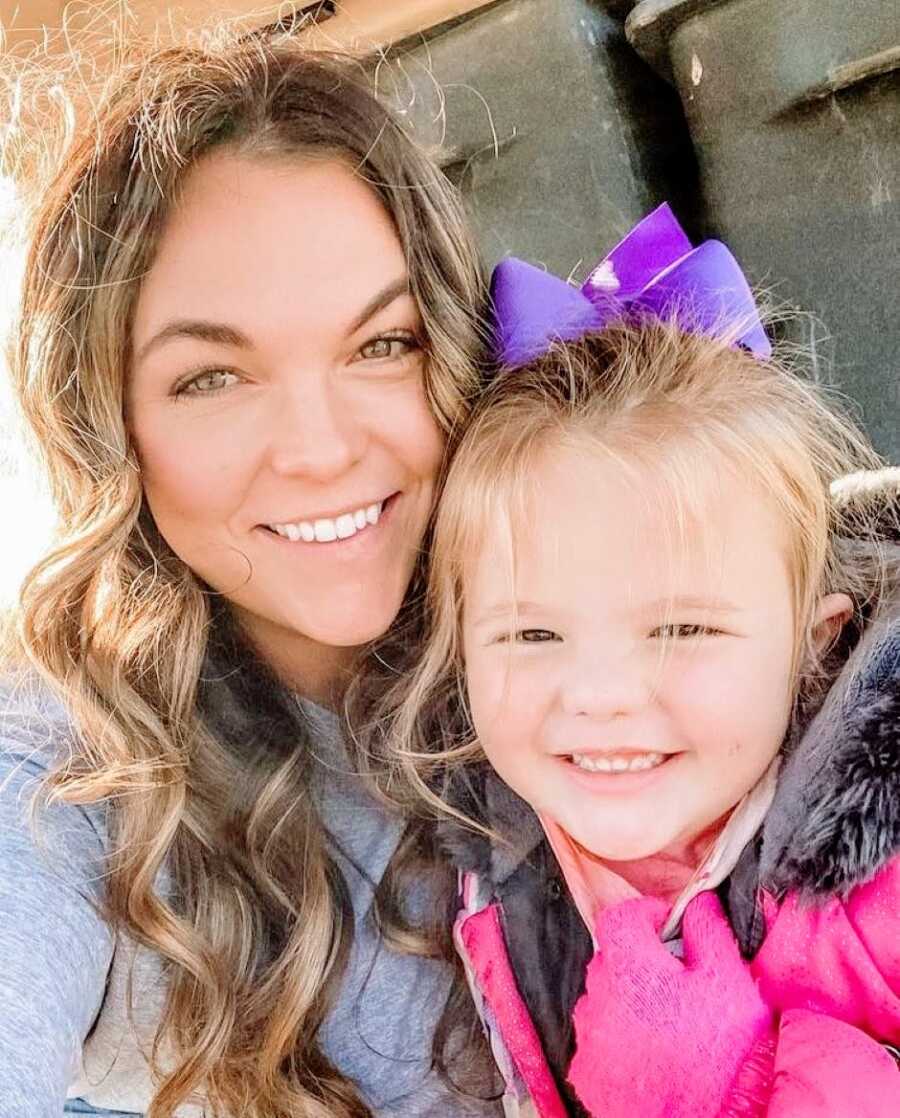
[175, 368, 240, 398]
[514, 628, 562, 643]
[651, 624, 722, 640]
[357, 333, 419, 362]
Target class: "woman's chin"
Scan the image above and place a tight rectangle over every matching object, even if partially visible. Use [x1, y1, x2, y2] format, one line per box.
[283, 596, 406, 652]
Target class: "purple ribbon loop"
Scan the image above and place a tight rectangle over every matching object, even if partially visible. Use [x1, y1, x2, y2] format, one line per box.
[490, 203, 770, 367]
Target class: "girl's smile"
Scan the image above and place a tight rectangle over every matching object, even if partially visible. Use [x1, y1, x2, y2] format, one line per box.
[557, 749, 682, 797]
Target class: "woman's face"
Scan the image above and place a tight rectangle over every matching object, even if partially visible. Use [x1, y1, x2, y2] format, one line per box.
[129, 154, 444, 692]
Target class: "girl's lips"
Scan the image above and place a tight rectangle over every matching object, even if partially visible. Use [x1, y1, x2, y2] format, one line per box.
[557, 751, 682, 795]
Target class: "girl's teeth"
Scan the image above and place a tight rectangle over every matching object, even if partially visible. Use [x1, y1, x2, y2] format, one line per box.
[570, 752, 665, 774]
[270, 501, 384, 543]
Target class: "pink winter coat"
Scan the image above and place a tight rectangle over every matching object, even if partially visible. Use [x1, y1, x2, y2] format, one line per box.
[564, 863, 900, 1118]
[746, 859, 900, 1115]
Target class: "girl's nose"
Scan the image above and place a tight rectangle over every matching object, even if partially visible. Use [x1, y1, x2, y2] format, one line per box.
[559, 649, 650, 721]
[266, 375, 367, 482]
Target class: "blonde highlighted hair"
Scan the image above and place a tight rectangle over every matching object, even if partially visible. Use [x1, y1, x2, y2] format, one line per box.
[4, 31, 488, 1118]
[371, 317, 887, 826]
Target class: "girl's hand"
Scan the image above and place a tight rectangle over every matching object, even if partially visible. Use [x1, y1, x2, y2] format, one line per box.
[568, 892, 775, 1118]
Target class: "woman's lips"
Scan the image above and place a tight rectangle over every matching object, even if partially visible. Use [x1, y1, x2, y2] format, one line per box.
[257, 492, 400, 547]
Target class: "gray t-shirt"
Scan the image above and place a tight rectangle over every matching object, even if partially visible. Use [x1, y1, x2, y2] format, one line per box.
[0, 679, 499, 1117]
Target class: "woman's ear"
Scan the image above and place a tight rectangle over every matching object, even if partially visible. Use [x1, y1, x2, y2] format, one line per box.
[811, 592, 854, 653]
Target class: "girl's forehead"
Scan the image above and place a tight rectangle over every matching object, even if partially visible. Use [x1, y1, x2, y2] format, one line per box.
[463, 438, 792, 609]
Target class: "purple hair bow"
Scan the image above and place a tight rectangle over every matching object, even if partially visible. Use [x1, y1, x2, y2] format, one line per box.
[490, 204, 770, 367]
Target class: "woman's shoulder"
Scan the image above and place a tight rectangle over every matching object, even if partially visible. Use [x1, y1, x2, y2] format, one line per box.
[0, 664, 75, 750]
[0, 666, 110, 866]
[0, 669, 122, 1115]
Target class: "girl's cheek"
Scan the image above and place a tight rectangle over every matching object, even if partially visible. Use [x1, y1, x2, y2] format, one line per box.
[470, 672, 535, 747]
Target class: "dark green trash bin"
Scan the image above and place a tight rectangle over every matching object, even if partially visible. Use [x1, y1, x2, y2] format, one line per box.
[380, 0, 701, 276]
[626, 0, 900, 460]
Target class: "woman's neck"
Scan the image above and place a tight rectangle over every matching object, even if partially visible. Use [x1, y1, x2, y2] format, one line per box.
[231, 606, 359, 709]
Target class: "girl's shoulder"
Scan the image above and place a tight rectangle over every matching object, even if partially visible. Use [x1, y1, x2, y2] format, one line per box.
[753, 854, 900, 1047]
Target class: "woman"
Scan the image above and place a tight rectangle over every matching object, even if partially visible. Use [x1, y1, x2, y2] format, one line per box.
[0, 34, 499, 1118]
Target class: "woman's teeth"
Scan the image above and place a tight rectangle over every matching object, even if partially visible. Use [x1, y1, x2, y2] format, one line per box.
[269, 501, 383, 543]
[570, 751, 666, 774]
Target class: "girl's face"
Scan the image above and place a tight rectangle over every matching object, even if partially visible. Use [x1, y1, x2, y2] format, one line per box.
[129, 154, 444, 694]
[463, 441, 847, 863]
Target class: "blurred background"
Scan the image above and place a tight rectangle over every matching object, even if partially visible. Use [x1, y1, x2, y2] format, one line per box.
[0, 0, 897, 604]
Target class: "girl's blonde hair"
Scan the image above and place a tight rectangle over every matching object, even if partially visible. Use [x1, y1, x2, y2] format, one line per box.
[375, 317, 886, 826]
[4, 33, 487, 1118]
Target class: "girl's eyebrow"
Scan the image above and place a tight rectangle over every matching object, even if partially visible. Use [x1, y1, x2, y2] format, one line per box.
[471, 600, 547, 628]
[134, 277, 412, 367]
[644, 594, 742, 613]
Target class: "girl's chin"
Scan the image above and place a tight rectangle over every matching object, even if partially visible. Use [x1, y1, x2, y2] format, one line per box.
[564, 821, 683, 865]
[578, 838, 675, 864]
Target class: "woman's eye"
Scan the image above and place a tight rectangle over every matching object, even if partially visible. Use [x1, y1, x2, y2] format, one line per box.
[175, 369, 240, 398]
[357, 333, 419, 361]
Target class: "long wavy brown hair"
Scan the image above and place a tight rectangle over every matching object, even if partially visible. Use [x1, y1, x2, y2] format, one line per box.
[4, 32, 491, 1118]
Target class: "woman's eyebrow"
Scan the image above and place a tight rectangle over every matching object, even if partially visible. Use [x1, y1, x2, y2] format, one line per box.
[135, 320, 252, 366]
[134, 277, 412, 366]
[346, 276, 411, 335]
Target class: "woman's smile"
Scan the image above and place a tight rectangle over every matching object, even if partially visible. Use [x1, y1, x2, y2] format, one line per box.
[262, 492, 395, 543]
[256, 491, 401, 556]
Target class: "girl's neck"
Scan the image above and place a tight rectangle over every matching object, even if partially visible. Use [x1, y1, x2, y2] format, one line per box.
[597, 817, 729, 904]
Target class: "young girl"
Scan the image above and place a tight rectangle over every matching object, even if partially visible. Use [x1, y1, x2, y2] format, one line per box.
[379, 207, 900, 1116]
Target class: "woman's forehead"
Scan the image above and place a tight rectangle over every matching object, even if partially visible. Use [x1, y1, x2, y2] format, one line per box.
[130, 153, 412, 363]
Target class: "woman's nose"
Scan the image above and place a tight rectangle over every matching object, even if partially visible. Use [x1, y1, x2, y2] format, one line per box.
[266, 375, 367, 482]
